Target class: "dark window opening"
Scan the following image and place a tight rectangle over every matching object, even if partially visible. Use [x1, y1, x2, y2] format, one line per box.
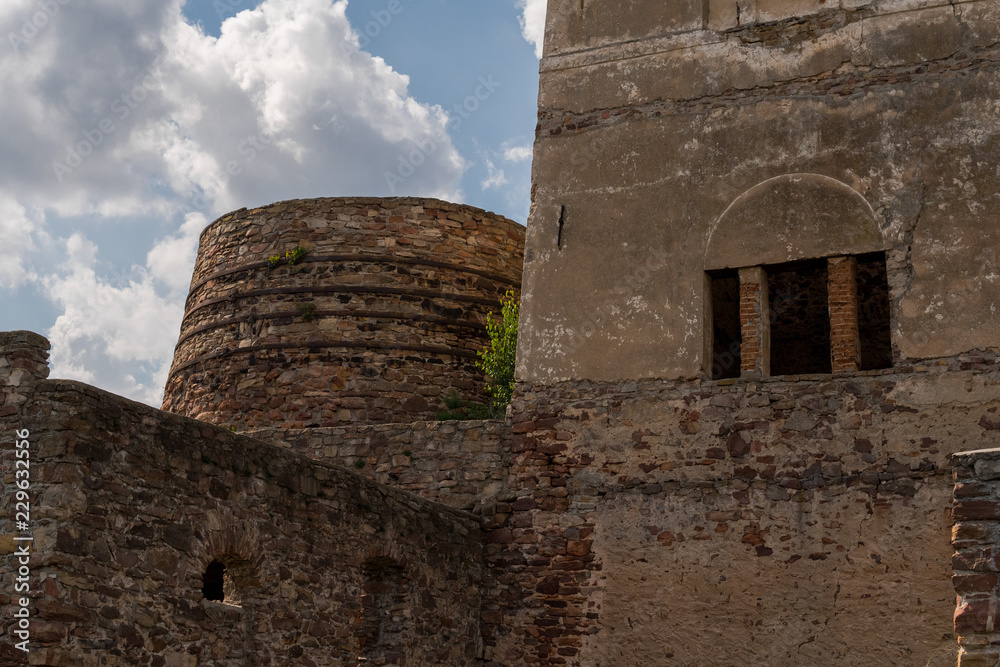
[202, 561, 226, 602]
[857, 252, 893, 370]
[709, 271, 741, 380]
[707, 253, 892, 380]
[768, 259, 831, 376]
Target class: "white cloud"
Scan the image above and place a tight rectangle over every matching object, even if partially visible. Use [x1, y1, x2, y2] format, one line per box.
[146, 212, 207, 294]
[64, 233, 97, 269]
[516, 0, 547, 58]
[147, 0, 465, 213]
[503, 144, 532, 163]
[0, 2, 182, 219]
[44, 233, 183, 405]
[0, 195, 46, 289]
[0, 0, 466, 220]
[0, 0, 472, 405]
[481, 158, 509, 190]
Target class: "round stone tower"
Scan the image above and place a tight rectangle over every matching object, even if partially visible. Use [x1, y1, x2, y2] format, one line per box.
[162, 197, 524, 430]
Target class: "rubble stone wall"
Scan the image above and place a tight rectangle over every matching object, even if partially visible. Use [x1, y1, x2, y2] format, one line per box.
[1, 335, 484, 666]
[0, 332, 49, 666]
[512, 4, 1000, 663]
[0, 331, 48, 415]
[484, 356, 1000, 665]
[951, 448, 1000, 667]
[163, 197, 524, 429]
[247, 419, 512, 513]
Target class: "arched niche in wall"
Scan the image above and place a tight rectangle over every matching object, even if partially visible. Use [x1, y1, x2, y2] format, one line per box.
[201, 555, 259, 607]
[705, 173, 885, 270]
[199, 516, 265, 607]
[703, 174, 892, 380]
[358, 554, 409, 664]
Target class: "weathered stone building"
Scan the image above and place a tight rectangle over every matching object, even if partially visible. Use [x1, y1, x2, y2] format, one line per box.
[5, 0, 1000, 665]
[501, 0, 1000, 664]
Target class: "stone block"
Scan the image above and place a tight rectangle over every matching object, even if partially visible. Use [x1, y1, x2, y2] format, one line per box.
[974, 459, 1000, 481]
[955, 501, 1000, 522]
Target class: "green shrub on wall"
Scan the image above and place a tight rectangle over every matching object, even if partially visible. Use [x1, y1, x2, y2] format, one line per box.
[436, 290, 519, 421]
[268, 246, 309, 268]
[478, 289, 519, 413]
[435, 391, 492, 421]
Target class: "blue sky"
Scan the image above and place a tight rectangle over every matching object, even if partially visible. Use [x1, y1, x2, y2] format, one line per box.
[0, 0, 545, 405]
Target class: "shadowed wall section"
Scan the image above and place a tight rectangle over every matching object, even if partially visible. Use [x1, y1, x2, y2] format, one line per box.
[0, 334, 484, 666]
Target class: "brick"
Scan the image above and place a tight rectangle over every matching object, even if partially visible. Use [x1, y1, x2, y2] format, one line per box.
[827, 257, 861, 373]
[954, 573, 999, 594]
[955, 599, 992, 634]
[955, 500, 1000, 521]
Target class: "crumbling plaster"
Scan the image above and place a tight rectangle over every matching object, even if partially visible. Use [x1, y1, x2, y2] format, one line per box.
[519, 0, 1000, 383]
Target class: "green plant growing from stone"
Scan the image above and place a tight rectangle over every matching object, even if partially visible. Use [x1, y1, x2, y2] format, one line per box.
[267, 246, 309, 268]
[286, 246, 308, 265]
[477, 289, 519, 415]
[297, 301, 317, 322]
[435, 291, 519, 420]
[435, 390, 491, 420]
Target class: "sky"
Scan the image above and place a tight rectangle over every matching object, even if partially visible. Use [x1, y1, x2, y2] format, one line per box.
[0, 0, 547, 406]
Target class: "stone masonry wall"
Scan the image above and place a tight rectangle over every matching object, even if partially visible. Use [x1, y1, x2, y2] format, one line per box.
[542, 0, 879, 56]
[247, 420, 512, 514]
[950, 448, 1000, 667]
[163, 197, 524, 429]
[521, 0, 1000, 383]
[484, 354, 1000, 666]
[1, 334, 484, 666]
[0, 332, 48, 405]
